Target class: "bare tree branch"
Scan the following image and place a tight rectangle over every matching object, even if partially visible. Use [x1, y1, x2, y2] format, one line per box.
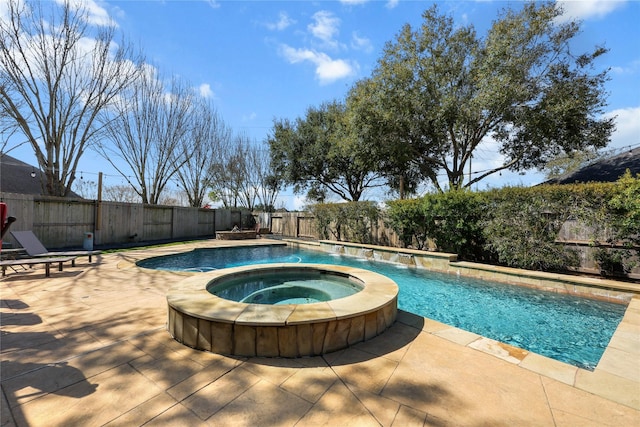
[0, 0, 141, 196]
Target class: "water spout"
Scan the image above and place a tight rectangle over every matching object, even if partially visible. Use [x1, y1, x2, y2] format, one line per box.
[397, 252, 415, 266]
[361, 248, 374, 259]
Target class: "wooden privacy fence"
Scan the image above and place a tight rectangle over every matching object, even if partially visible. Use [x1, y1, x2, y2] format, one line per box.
[261, 211, 639, 278]
[2, 192, 636, 278]
[1, 192, 250, 249]
[266, 211, 402, 247]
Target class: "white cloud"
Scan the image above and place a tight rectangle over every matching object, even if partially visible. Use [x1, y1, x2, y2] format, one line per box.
[386, 0, 400, 9]
[340, 0, 369, 5]
[555, 0, 626, 23]
[57, 0, 113, 27]
[292, 195, 308, 211]
[351, 32, 373, 53]
[242, 112, 257, 122]
[308, 10, 340, 48]
[611, 59, 640, 75]
[605, 106, 640, 152]
[266, 11, 295, 31]
[0, 1, 11, 21]
[279, 44, 356, 84]
[316, 57, 354, 83]
[199, 83, 214, 98]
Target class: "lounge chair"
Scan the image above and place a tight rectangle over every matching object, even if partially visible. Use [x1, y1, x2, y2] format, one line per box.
[10, 230, 101, 263]
[1, 256, 77, 277]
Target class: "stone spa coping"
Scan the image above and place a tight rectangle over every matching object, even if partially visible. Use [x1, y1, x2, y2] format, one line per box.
[166, 263, 399, 357]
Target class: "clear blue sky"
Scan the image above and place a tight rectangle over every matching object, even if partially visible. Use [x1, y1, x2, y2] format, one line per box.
[5, 0, 640, 209]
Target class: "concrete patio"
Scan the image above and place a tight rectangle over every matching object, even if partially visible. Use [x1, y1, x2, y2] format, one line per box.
[1, 239, 639, 426]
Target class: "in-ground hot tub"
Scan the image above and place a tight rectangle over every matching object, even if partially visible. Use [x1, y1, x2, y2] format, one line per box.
[166, 264, 399, 357]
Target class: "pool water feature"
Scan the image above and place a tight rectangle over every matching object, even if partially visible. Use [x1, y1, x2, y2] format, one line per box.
[141, 245, 627, 369]
[210, 270, 362, 304]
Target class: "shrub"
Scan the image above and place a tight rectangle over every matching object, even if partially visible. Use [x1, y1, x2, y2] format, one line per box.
[386, 191, 487, 259]
[384, 198, 429, 249]
[482, 186, 580, 271]
[309, 201, 380, 244]
[423, 190, 488, 260]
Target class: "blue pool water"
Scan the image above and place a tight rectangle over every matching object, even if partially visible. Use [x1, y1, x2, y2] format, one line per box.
[140, 245, 627, 370]
[210, 270, 362, 304]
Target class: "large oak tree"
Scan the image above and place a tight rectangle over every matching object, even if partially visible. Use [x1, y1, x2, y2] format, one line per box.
[268, 100, 384, 202]
[347, 2, 614, 193]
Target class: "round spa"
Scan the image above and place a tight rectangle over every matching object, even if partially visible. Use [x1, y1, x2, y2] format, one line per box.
[166, 264, 399, 357]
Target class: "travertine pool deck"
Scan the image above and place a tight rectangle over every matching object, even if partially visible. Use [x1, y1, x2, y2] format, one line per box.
[1, 239, 639, 426]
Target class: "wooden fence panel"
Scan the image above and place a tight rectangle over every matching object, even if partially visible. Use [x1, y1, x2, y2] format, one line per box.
[171, 207, 197, 239]
[197, 209, 215, 237]
[0, 191, 242, 249]
[143, 205, 173, 241]
[296, 216, 316, 238]
[96, 201, 144, 246]
[33, 198, 94, 248]
[270, 216, 284, 235]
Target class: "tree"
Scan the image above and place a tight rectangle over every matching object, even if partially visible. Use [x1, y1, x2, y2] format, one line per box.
[254, 145, 282, 212]
[208, 134, 256, 209]
[103, 184, 141, 203]
[347, 78, 431, 198]
[268, 100, 384, 202]
[175, 97, 231, 207]
[96, 66, 195, 204]
[72, 178, 97, 199]
[348, 2, 614, 193]
[0, 0, 141, 196]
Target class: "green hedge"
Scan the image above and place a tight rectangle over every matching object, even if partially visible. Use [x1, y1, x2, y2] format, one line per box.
[386, 190, 487, 260]
[309, 172, 639, 275]
[481, 185, 584, 271]
[309, 201, 380, 244]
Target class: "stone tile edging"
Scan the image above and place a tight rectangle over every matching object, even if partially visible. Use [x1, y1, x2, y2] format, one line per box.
[166, 263, 399, 357]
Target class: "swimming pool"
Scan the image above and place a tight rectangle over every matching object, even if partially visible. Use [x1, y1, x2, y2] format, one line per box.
[139, 245, 627, 370]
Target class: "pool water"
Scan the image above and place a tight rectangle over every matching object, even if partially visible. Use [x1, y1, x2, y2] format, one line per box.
[140, 245, 627, 370]
[209, 270, 362, 304]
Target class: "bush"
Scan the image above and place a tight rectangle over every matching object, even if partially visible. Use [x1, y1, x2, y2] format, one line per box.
[482, 186, 580, 271]
[386, 191, 487, 259]
[608, 170, 640, 246]
[309, 201, 380, 244]
[313, 173, 639, 275]
[384, 198, 429, 249]
[423, 190, 488, 261]
[585, 170, 640, 275]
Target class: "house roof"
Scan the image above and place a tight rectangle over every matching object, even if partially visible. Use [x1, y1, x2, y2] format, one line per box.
[0, 153, 82, 197]
[544, 147, 640, 185]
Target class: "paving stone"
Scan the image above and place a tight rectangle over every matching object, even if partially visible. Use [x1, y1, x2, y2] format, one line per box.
[208, 379, 312, 426]
[295, 381, 382, 426]
[391, 405, 427, 427]
[101, 392, 179, 426]
[11, 363, 163, 427]
[543, 376, 640, 425]
[280, 365, 338, 403]
[180, 367, 260, 420]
